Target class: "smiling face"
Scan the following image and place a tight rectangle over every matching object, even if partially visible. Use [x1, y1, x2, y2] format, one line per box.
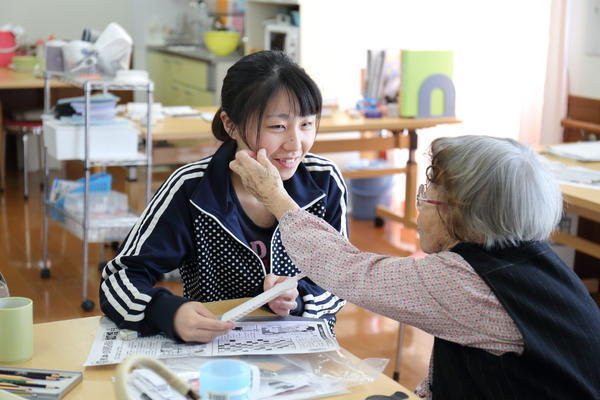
[233, 90, 317, 181]
[416, 184, 458, 253]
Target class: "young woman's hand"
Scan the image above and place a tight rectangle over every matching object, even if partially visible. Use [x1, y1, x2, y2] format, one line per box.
[173, 302, 234, 342]
[264, 274, 299, 316]
[229, 149, 300, 219]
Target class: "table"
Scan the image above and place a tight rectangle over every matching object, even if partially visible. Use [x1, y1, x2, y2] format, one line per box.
[149, 107, 459, 230]
[0, 68, 70, 191]
[8, 298, 418, 399]
[0, 68, 70, 90]
[543, 152, 600, 260]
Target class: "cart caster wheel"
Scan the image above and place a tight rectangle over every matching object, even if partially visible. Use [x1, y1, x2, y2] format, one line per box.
[81, 300, 95, 312]
[40, 182, 45, 191]
[97, 261, 107, 272]
[374, 216, 385, 228]
[40, 268, 51, 279]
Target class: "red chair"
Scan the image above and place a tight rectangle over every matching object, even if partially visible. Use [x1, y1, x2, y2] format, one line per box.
[1, 118, 43, 199]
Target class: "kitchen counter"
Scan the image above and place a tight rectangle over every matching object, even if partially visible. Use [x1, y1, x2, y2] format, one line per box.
[147, 45, 242, 63]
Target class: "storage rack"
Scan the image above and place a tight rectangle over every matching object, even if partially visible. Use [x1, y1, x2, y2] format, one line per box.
[40, 71, 154, 311]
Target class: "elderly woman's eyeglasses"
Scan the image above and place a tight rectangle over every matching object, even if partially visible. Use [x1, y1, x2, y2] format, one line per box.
[416, 184, 453, 210]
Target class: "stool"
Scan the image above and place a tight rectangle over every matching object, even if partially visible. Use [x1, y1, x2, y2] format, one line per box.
[1, 118, 43, 199]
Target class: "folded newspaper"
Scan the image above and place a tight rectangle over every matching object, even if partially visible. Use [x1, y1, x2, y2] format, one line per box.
[84, 316, 339, 366]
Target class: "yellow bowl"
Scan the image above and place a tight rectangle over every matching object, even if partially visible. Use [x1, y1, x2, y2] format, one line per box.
[203, 31, 240, 57]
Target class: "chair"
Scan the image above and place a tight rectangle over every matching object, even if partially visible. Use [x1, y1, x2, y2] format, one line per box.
[1, 113, 43, 199]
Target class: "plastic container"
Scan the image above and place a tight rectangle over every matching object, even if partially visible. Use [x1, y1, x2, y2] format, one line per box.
[43, 118, 138, 161]
[347, 159, 394, 220]
[0, 31, 17, 67]
[51, 173, 113, 221]
[11, 55, 40, 71]
[71, 173, 112, 193]
[64, 190, 128, 217]
[63, 211, 139, 242]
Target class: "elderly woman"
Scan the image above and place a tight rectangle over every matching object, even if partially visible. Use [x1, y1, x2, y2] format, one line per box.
[230, 135, 600, 399]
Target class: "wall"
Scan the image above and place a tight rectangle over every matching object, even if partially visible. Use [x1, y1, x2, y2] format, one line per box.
[301, 0, 552, 143]
[0, 0, 190, 71]
[0, 0, 133, 44]
[130, 0, 192, 71]
[300, 0, 552, 184]
[568, 0, 600, 99]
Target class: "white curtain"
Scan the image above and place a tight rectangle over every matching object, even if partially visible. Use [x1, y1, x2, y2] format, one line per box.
[537, 0, 571, 145]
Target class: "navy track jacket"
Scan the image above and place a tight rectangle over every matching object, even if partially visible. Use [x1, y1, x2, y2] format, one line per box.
[99, 140, 348, 339]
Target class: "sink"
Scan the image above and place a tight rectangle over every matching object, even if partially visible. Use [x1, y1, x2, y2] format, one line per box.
[166, 45, 202, 52]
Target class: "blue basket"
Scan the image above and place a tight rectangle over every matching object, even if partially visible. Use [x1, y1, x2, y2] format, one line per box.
[70, 173, 112, 193]
[349, 175, 393, 220]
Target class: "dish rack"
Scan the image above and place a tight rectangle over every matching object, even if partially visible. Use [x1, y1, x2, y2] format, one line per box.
[39, 71, 154, 312]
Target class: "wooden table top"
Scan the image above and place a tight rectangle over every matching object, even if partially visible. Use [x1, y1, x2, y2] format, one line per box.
[542, 151, 600, 218]
[148, 107, 460, 142]
[0, 67, 70, 89]
[8, 298, 417, 400]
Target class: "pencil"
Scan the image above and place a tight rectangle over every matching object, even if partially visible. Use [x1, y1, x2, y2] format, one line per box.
[0, 378, 31, 385]
[0, 370, 67, 380]
[0, 374, 32, 381]
[0, 384, 33, 392]
[0, 392, 35, 398]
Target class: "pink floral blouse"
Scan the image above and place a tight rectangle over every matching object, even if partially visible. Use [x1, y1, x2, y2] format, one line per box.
[279, 209, 524, 398]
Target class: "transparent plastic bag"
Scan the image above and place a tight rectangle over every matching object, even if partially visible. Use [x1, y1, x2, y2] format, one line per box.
[282, 350, 389, 388]
[161, 351, 388, 399]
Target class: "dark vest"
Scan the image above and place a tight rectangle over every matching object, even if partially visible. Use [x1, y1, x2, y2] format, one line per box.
[431, 241, 600, 399]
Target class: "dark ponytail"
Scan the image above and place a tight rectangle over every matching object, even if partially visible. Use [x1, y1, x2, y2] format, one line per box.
[211, 51, 322, 147]
[211, 107, 230, 142]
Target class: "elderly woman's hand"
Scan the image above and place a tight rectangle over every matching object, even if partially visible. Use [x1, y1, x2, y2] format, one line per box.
[229, 149, 300, 219]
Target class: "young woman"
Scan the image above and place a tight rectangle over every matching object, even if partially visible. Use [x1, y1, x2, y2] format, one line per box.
[100, 51, 347, 342]
[230, 135, 600, 399]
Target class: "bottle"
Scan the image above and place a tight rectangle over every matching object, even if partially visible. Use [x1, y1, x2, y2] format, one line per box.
[35, 39, 45, 71]
[0, 271, 9, 298]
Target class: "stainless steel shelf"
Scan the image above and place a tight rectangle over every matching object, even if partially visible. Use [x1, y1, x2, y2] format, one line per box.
[42, 71, 154, 91]
[88, 152, 149, 167]
[40, 70, 155, 311]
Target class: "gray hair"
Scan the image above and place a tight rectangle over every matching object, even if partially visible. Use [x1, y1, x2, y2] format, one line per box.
[427, 135, 563, 248]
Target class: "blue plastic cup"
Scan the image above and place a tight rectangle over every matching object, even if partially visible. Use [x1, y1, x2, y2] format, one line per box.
[199, 360, 260, 400]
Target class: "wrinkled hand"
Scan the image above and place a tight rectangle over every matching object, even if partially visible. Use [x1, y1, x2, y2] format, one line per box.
[264, 274, 299, 316]
[229, 149, 299, 219]
[173, 302, 234, 342]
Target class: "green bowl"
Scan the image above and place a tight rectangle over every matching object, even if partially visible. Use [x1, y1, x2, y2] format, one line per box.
[203, 31, 240, 57]
[11, 55, 40, 71]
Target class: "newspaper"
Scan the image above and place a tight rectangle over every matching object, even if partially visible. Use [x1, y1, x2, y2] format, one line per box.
[84, 317, 339, 366]
[541, 157, 600, 190]
[547, 141, 600, 162]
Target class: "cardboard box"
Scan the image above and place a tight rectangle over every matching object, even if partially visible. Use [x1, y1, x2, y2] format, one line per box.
[43, 118, 139, 161]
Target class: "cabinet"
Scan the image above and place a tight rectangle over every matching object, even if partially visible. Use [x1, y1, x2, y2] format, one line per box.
[147, 50, 222, 106]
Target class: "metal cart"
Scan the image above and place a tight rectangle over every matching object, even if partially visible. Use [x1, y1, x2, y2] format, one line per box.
[39, 72, 154, 312]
